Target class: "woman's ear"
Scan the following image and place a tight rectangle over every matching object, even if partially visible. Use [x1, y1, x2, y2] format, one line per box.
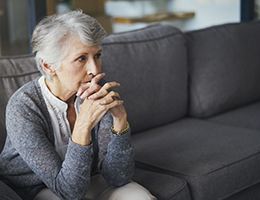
[40, 59, 56, 77]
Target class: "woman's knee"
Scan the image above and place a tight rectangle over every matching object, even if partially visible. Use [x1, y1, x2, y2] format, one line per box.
[33, 188, 60, 200]
[107, 182, 157, 200]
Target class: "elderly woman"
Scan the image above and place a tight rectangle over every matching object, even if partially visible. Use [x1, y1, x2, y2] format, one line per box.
[0, 11, 156, 200]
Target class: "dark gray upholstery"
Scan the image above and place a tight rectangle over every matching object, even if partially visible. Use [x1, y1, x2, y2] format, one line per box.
[0, 180, 22, 200]
[225, 182, 260, 200]
[187, 21, 260, 118]
[1, 22, 260, 200]
[207, 101, 260, 131]
[133, 168, 191, 200]
[0, 55, 40, 152]
[132, 118, 260, 200]
[101, 25, 188, 133]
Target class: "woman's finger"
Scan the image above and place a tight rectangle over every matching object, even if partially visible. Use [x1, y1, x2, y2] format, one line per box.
[77, 73, 105, 99]
[101, 99, 124, 111]
[102, 81, 121, 91]
[80, 84, 101, 99]
[88, 88, 108, 100]
[76, 82, 91, 97]
[92, 73, 106, 85]
[78, 94, 124, 132]
[99, 91, 121, 105]
[88, 81, 120, 100]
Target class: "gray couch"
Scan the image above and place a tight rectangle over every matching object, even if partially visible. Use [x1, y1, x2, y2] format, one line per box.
[1, 21, 260, 200]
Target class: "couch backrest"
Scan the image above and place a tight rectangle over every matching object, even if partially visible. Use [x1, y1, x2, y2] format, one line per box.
[101, 25, 188, 133]
[186, 21, 260, 118]
[0, 55, 40, 152]
[0, 25, 188, 149]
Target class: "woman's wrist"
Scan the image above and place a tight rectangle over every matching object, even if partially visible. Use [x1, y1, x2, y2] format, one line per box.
[71, 125, 92, 146]
[71, 134, 91, 146]
[113, 115, 127, 132]
[111, 121, 130, 136]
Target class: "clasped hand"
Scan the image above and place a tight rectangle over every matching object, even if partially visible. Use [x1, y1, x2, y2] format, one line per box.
[72, 73, 127, 146]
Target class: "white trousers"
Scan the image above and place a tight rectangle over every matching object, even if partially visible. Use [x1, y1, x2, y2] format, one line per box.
[34, 174, 157, 200]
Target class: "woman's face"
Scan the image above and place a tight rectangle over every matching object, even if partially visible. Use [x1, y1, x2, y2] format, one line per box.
[51, 36, 102, 100]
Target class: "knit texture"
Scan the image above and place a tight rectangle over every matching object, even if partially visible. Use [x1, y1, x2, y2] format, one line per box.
[0, 78, 135, 200]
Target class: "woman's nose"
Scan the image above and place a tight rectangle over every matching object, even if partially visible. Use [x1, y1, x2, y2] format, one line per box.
[87, 59, 100, 75]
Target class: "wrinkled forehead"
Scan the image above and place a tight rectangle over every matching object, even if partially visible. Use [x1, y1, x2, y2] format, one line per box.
[62, 36, 101, 60]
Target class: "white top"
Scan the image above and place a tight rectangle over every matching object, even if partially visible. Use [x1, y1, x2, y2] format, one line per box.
[38, 76, 83, 160]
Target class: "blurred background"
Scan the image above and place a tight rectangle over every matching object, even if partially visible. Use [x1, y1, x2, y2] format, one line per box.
[0, 0, 258, 56]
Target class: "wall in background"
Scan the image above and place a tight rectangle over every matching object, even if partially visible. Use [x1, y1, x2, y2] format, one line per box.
[105, 0, 240, 33]
[255, 0, 260, 18]
[8, 0, 29, 43]
[171, 0, 240, 31]
[0, 0, 244, 56]
[0, 0, 30, 56]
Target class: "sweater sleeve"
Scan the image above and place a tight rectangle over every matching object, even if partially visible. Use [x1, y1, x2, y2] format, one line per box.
[6, 95, 92, 200]
[98, 114, 135, 186]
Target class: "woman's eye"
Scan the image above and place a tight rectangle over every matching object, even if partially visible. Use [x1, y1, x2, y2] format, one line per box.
[77, 56, 86, 62]
[95, 53, 101, 59]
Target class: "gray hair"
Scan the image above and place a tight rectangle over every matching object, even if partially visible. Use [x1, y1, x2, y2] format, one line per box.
[31, 10, 107, 80]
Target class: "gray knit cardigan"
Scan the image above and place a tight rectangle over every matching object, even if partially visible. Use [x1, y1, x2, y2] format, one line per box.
[0, 78, 135, 200]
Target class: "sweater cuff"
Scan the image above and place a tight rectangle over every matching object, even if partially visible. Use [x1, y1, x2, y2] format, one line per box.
[110, 129, 132, 146]
[64, 139, 93, 169]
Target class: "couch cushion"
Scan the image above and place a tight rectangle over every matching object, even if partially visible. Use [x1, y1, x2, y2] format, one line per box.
[207, 101, 260, 131]
[132, 118, 260, 200]
[0, 180, 22, 200]
[0, 55, 40, 152]
[187, 21, 260, 118]
[101, 25, 188, 133]
[133, 168, 191, 200]
[224, 182, 260, 200]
